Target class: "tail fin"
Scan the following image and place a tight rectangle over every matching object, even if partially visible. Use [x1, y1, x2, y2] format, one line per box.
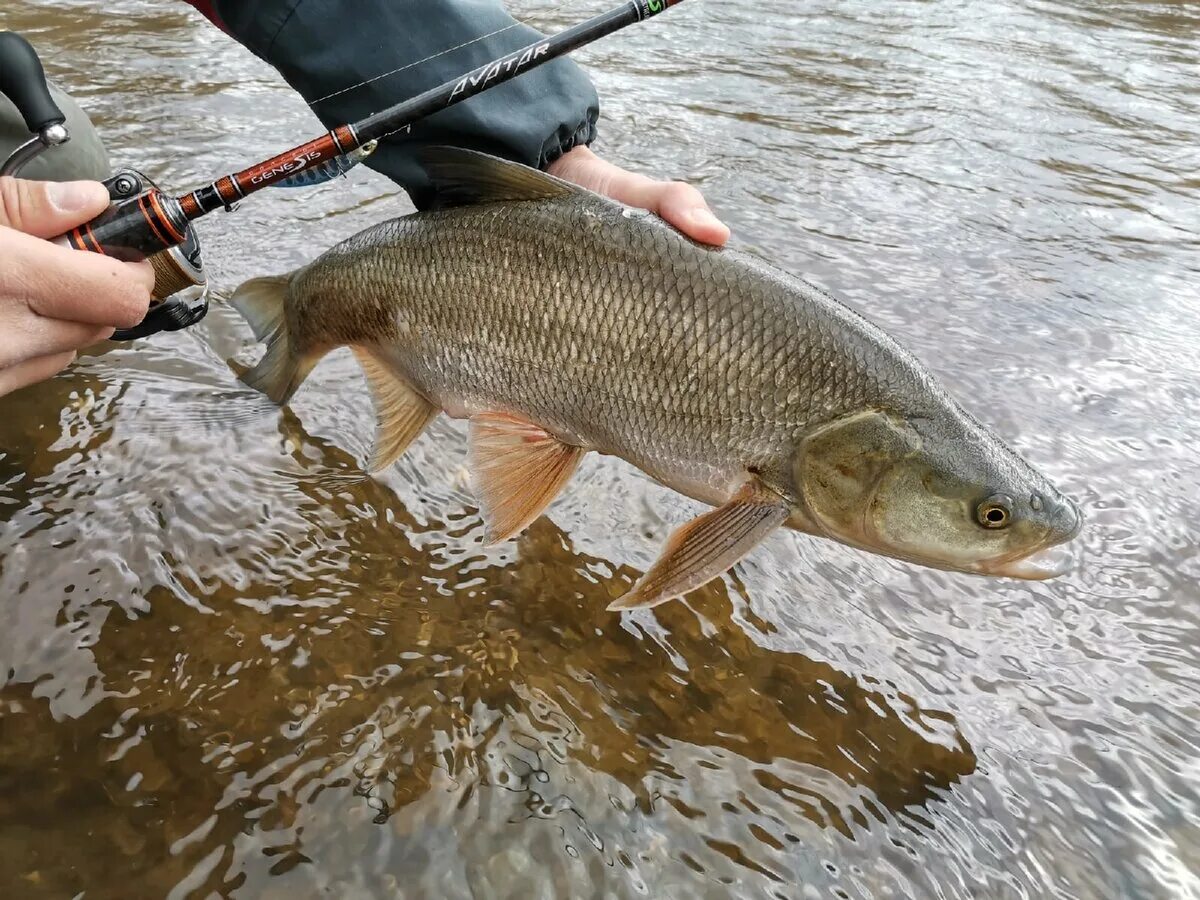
[231, 274, 322, 405]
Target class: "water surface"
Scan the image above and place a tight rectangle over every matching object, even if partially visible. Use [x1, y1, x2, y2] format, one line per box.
[1, 1, 1198, 897]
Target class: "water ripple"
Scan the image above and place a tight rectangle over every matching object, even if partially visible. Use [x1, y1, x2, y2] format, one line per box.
[1, 0, 1197, 897]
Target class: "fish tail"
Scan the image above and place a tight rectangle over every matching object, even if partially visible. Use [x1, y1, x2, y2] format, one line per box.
[231, 274, 321, 405]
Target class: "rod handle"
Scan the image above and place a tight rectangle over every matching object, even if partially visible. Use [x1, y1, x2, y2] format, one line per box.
[0, 32, 65, 134]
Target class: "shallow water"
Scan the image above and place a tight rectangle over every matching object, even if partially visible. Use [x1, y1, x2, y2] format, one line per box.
[1, 1, 1198, 897]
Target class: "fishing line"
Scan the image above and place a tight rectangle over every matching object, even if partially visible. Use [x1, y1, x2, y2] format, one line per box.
[310, 0, 577, 108]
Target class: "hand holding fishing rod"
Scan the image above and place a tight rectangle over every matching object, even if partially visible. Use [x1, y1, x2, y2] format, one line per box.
[0, 179, 158, 398]
[0, 30, 207, 339]
[5, 0, 687, 340]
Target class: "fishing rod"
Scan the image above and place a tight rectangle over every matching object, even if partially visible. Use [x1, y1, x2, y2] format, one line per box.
[0, 0, 688, 340]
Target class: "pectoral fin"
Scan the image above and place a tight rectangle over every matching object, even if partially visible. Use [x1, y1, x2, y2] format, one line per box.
[352, 348, 439, 472]
[468, 413, 584, 543]
[609, 480, 790, 611]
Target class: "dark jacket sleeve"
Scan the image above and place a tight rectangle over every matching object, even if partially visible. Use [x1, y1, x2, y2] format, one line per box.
[201, 0, 599, 209]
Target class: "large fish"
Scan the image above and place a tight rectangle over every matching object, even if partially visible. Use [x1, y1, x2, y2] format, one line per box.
[231, 148, 1082, 610]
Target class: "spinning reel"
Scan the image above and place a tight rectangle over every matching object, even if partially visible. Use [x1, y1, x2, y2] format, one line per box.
[0, 31, 208, 340]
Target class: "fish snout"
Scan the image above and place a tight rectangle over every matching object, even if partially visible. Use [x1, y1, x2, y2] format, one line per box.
[1050, 494, 1083, 543]
[973, 493, 1083, 580]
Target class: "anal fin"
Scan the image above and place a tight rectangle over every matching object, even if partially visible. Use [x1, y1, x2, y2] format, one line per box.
[468, 413, 584, 543]
[609, 479, 789, 611]
[352, 348, 439, 471]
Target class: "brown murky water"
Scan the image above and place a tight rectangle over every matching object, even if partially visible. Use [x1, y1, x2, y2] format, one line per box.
[2, 1, 1198, 897]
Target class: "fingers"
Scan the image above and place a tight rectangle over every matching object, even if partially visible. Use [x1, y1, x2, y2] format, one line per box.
[0, 350, 78, 399]
[0, 304, 113, 368]
[607, 173, 731, 247]
[0, 226, 153, 328]
[546, 146, 731, 248]
[0, 177, 148, 398]
[0, 177, 152, 328]
[652, 182, 731, 248]
[0, 177, 111, 237]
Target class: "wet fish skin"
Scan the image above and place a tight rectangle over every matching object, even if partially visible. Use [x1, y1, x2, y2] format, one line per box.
[233, 149, 1081, 609]
[284, 187, 918, 505]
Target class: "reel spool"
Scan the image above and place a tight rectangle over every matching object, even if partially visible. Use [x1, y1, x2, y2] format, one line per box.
[99, 168, 208, 340]
[0, 31, 209, 340]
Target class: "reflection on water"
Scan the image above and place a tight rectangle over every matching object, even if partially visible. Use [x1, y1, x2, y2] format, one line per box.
[4, 353, 980, 896]
[1, 361, 975, 898]
[2, 0, 1199, 898]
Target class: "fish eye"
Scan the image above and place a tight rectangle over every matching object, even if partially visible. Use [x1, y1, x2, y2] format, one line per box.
[977, 494, 1013, 529]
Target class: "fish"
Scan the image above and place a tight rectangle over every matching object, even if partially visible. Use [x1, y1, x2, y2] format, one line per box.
[271, 140, 378, 189]
[230, 148, 1082, 611]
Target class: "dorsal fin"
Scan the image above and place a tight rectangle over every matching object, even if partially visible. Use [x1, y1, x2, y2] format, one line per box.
[419, 146, 582, 208]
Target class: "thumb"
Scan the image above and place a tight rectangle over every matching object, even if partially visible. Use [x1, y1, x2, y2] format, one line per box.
[0, 177, 110, 238]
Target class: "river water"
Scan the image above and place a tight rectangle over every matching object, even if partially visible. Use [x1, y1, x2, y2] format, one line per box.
[1, 1, 1197, 897]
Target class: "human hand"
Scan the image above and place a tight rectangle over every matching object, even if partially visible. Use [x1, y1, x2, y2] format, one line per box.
[547, 145, 730, 247]
[0, 177, 153, 398]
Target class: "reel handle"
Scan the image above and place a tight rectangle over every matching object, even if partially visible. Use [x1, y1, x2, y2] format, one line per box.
[0, 31, 65, 133]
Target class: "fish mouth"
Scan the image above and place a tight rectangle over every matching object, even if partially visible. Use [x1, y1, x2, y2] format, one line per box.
[974, 543, 1076, 580]
[806, 480, 1081, 581]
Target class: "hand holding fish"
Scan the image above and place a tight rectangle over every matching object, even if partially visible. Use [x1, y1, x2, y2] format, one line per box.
[547, 146, 730, 247]
[0, 178, 153, 397]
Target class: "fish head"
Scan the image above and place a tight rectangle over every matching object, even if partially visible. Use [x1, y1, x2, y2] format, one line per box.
[792, 408, 1082, 579]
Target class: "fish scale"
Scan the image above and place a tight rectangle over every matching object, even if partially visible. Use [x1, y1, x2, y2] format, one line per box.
[233, 148, 1081, 609]
[292, 194, 906, 503]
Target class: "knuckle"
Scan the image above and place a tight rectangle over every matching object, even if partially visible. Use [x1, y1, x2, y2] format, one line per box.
[117, 284, 152, 328]
[662, 181, 700, 208]
[98, 259, 150, 327]
[0, 177, 27, 231]
[131, 260, 156, 292]
[674, 181, 703, 202]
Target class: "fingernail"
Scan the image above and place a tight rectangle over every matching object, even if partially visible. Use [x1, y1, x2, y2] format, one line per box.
[46, 180, 103, 213]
